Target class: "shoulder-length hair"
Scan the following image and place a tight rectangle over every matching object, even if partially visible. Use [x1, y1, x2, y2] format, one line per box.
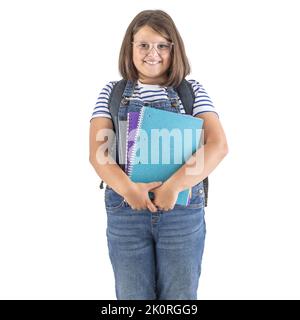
[118, 10, 191, 88]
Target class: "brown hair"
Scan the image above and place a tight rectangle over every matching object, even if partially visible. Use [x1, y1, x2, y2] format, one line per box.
[118, 10, 191, 88]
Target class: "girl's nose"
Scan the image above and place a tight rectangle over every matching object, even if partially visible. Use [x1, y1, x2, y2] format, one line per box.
[147, 46, 159, 57]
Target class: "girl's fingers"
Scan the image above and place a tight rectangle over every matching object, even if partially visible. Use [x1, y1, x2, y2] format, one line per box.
[147, 200, 157, 212]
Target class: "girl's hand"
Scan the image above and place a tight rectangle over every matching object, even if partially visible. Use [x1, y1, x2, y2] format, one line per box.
[150, 181, 180, 211]
[123, 181, 162, 212]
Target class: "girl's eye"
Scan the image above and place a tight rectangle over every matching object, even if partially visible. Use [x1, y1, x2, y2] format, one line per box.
[139, 43, 149, 49]
[158, 44, 169, 50]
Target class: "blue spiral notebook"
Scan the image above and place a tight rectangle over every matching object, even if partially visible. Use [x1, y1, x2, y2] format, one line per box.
[125, 110, 191, 204]
[126, 107, 204, 206]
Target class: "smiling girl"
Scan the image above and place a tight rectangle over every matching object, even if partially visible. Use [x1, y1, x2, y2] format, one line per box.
[89, 10, 228, 300]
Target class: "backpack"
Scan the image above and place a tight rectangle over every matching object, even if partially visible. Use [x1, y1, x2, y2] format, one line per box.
[99, 79, 209, 207]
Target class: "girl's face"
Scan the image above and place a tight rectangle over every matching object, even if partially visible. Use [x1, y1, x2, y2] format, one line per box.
[132, 25, 172, 85]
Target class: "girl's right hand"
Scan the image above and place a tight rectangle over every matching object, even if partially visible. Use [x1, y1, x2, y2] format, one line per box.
[122, 181, 162, 213]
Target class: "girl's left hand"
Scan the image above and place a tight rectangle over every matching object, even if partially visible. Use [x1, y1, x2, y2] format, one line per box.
[149, 181, 179, 211]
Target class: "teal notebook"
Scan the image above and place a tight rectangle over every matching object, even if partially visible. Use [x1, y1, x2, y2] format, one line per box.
[127, 107, 204, 206]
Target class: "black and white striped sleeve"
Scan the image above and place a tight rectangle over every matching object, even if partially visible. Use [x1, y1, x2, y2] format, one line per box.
[188, 79, 219, 118]
[90, 81, 118, 121]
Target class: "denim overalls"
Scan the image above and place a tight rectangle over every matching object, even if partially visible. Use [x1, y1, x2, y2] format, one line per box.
[104, 80, 206, 300]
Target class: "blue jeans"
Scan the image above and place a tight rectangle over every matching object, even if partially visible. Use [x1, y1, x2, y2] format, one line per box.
[104, 181, 206, 300]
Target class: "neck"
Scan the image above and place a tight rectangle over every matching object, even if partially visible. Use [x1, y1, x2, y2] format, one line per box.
[138, 76, 167, 86]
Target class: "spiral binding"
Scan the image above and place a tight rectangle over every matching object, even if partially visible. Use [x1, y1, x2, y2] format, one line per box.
[124, 114, 130, 174]
[127, 107, 145, 178]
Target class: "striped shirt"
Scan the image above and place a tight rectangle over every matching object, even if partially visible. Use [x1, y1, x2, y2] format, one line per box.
[90, 79, 218, 121]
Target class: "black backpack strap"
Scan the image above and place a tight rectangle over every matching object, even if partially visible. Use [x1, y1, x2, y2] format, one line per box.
[108, 79, 127, 131]
[176, 79, 194, 115]
[176, 79, 209, 207]
[99, 79, 127, 190]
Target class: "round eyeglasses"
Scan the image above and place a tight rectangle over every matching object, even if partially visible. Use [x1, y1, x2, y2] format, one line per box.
[132, 41, 174, 55]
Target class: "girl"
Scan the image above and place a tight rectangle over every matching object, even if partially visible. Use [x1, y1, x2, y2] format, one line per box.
[89, 10, 228, 300]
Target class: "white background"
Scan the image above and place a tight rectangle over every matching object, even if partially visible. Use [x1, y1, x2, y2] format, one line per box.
[0, 0, 299, 299]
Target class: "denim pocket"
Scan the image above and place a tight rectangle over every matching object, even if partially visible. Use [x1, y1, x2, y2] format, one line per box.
[104, 187, 125, 210]
[174, 181, 205, 210]
[189, 185, 205, 209]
